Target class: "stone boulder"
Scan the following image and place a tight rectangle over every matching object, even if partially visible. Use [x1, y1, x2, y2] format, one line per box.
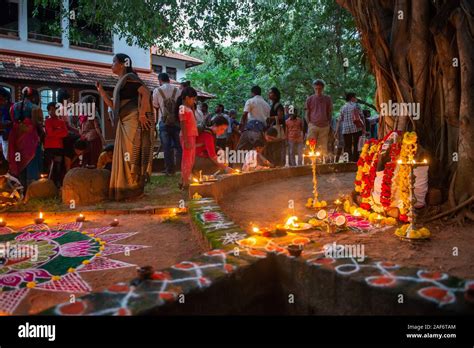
[62, 168, 110, 206]
[25, 178, 58, 202]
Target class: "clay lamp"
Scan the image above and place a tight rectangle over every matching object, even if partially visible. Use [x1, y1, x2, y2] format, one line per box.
[333, 199, 342, 213]
[110, 219, 119, 227]
[34, 212, 44, 224]
[276, 216, 312, 234]
[287, 244, 303, 257]
[0, 218, 6, 228]
[375, 214, 384, 227]
[76, 213, 86, 222]
[252, 226, 273, 237]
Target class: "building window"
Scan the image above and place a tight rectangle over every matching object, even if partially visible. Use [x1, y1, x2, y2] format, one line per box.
[166, 67, 177, 80]
[69, 0, 113, 52]
[0, 0, 19, 38]
[152, 65, 163, 75]
[27, 0, 62, 44]
[39, 88, 57, 117]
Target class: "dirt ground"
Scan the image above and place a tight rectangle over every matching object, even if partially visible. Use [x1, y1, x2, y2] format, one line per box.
[220, 172, 474, 280]
[12, 173, 184, 213]
[3, 213, 205, 314]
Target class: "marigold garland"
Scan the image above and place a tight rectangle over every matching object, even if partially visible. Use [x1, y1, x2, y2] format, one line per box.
[353, 131, 418, 222]
[395, 132, 418, 219]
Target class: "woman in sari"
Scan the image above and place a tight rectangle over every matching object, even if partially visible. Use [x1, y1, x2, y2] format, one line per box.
[8, 87, 44, 187]
[96, 54, 155, 201]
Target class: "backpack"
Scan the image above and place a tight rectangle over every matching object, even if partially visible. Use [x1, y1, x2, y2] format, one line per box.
[158, 87, 178, 126]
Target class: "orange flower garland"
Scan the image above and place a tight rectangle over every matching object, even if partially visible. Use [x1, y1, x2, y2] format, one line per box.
[394, 132, 418, 221]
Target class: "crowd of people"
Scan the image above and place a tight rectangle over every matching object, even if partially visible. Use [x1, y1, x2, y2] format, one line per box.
[0, 85, 115, 205]
[153, 75, 378, 189]
[0, 52, 379, 203]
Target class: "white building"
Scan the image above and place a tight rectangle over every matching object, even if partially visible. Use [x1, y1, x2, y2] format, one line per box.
[151, 48, 204, 82]
[0, 0, 211, 141]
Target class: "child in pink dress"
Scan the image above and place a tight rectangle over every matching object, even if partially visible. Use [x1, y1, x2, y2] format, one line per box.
[179, 87, 198, 189]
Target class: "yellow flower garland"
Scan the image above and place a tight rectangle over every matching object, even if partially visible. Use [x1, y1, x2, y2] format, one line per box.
[394, 132, 417, 215]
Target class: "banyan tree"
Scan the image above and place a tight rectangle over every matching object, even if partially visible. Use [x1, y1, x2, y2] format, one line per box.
[336, 0, 474, 222]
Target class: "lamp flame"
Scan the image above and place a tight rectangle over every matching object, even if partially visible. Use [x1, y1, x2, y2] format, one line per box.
[285, 216, 299, 229]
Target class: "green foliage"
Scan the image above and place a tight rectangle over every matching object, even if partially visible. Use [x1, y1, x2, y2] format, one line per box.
[185, 47, 274, 114]
[185, 0, 375, 116]
[33, 0, 375, 116]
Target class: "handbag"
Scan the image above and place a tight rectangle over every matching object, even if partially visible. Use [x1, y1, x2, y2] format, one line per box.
[352, 108, 365, 129]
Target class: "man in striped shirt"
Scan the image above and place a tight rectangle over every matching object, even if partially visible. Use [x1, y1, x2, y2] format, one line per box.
[336, 92, 365, 162]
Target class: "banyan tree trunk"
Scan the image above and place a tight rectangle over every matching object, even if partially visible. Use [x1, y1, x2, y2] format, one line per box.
[337, 0, 474, 221]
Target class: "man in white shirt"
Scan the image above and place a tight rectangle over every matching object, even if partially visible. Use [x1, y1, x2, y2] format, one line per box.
[241, 85, 270, 127]
[236, 86, 270, 152]
[152, 73, 180, 175]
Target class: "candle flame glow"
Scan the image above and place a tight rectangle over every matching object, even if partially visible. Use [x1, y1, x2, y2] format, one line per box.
[285, 216, 299, 229]
[39, 212, 43, 219]
[252, 226, 260, 233]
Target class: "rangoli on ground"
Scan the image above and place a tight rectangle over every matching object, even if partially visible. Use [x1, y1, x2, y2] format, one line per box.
[0, 221, 149, 314]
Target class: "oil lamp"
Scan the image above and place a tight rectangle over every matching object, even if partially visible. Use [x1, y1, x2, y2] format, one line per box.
[34, 212, 44, 224]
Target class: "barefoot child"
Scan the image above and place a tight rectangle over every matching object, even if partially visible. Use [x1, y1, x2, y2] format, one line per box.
[179, 87, 199, 189]
[285, 107, 304, 166]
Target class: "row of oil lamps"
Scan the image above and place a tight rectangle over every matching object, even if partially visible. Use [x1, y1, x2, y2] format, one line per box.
[0, 207, 188, 229]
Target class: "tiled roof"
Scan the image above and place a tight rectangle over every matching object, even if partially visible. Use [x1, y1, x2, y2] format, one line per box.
[0, 51, 214, 98]
[150, 48, 204, 67]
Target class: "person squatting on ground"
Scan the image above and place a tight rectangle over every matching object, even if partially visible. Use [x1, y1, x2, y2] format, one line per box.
[193, 115, 234, 175]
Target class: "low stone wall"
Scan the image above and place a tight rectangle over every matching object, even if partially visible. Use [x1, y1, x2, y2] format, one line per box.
[189, 163, 357, 202]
